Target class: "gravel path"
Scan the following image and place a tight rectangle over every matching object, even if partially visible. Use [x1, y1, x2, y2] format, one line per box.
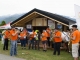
[0, 54, 26, 60]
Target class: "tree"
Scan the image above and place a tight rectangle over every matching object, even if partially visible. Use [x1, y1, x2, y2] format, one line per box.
[0, 20, 6, 26]
[0, 20, 6, 33]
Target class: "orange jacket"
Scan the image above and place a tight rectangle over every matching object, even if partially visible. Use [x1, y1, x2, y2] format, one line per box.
[10, 29, 18, 40]
[29, 34, 34, 40]
[20, 32, 26, 40]
[41, 32, 47, 41]
[54, 31, 62, 42]
[4, 30, 10, 39]
[71, 30, 80, 44]
[46, 28, 51, 37]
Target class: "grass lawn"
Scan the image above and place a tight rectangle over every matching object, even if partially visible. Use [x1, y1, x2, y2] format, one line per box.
[0, 41, 78, 60]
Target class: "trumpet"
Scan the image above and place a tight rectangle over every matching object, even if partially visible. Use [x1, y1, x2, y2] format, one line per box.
[68, 32, 73, 46]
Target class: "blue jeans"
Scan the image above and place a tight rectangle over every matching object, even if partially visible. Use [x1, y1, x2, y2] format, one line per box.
[10, 40, 17, 56]
[20, 39, 26, 47]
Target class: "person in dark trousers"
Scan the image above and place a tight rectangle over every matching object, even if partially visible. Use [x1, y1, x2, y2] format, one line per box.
[20, 29, 27, 49]
[34, 31, 40, 50]
[46, 27, 51, 48]
[3, 29, 10, 50]
[28, 32, 34, 50]
[78, 29, 80, 57]
[53, 28, 62, 55]
[65, 29, 70, 52]
[41, 30, 47, 52]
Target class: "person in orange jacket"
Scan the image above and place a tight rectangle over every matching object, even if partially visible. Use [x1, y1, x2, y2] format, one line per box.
[46, 27, 51, 47]
[3, 29, 10, 50]
[20, 29, 27, 49]
[79, 31, 80, 57]
[53, 27, 62, 55]
[10, 27, 18, 56]
[28, 32, 34, 50]
[71, 25, 80, 60]
[41, 30, 47, 52]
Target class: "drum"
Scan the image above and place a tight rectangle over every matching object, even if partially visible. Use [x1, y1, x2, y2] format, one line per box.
[61, 32, 70, 42]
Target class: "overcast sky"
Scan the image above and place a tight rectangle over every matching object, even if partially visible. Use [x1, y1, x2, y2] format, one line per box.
[0, 0, 80, 17]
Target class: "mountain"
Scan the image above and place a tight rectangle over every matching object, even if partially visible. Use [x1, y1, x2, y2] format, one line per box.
[0, 15, 10, 22]
[0, 13, 76, 24]
[0, 13, 26, 24]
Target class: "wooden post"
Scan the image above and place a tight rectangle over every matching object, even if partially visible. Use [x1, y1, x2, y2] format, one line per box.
[64, 25, 67, 31]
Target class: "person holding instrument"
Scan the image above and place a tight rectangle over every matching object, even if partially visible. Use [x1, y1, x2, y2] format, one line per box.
[71, 25, 80, 60]
[53, 27, 62, 55]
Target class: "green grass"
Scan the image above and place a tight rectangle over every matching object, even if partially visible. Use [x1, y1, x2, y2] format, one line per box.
[0, 41, 78, 60]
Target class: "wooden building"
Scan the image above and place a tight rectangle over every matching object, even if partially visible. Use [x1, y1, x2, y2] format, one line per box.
[11, 8, 76, 32]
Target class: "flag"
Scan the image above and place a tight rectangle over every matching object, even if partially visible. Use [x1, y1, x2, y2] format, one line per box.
[74, 4, 80, 30]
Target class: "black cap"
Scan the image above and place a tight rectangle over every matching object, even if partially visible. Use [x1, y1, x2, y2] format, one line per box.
[72, 25, 77, 28]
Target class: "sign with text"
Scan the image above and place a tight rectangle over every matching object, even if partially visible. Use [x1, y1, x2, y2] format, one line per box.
[26, 24, 32, 29]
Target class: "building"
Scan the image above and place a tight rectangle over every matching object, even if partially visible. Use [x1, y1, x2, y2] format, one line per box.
[11, 8, 76, 32]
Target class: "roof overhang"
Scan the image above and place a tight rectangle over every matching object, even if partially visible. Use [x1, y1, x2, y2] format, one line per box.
[11, 11, 69, 27]
[11, 11, 39, 27]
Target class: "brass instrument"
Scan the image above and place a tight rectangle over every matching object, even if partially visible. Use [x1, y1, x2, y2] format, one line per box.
[50, 32, 55, 42]
[68, 32, 73, 52]
[68, 32, 73, 45]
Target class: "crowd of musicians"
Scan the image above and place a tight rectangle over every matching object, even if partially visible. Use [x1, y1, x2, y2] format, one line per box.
[1, 25, 80, 60]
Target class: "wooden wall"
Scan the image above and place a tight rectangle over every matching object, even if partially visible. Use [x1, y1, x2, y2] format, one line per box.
[32, 18, 47, 26]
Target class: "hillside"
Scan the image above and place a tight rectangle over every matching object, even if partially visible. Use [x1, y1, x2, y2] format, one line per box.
[0, 13, 26, 23]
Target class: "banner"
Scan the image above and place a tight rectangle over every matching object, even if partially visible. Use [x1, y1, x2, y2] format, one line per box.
[0, 23, 11, 29]
[74, 4, 80, 30]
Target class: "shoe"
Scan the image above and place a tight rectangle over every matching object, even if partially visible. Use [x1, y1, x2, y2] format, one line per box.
[43, 50, 45, 51]
[53, 53, 56, 55]
[24, 48, 26, 49]
[3, 49, 5, 50]
[53, 54, 56, 55]
[44, 50, 47, 52]
[57, 54, 60, 55]
[6, 49, 8, 50]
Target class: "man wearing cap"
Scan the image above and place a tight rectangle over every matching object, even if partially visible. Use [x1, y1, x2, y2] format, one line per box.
[71, 25, 80, 60]
[53, 27, 62, 55]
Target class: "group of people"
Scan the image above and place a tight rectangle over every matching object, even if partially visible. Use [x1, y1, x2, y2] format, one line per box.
[1, 25, 80, 60]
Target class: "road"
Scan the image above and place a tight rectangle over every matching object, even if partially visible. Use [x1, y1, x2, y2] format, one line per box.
[0, 54, 26, 60]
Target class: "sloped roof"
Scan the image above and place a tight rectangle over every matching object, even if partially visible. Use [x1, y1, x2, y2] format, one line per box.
[11, 8, 76, 26]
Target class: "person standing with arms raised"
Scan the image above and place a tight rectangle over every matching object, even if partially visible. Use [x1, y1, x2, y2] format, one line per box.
[10, 27, 18, 56]
[71, 25, 80, 60]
